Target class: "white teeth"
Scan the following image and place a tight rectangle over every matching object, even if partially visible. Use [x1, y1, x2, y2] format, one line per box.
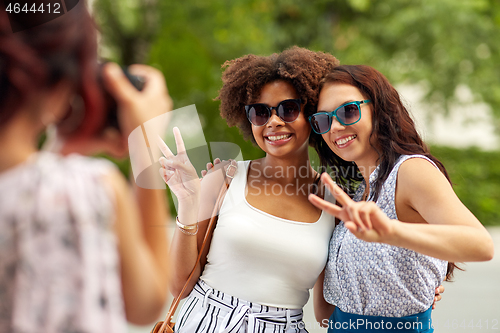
[267, 134, 291, 141]
[336, 135, 356, 146]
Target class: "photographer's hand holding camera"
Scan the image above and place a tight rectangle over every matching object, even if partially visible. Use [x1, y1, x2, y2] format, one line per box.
[48, 63, 173, 159]
[104, 64, 173, 150]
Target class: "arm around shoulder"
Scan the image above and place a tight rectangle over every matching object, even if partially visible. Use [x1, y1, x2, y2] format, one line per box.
[313, 269, 336, 327]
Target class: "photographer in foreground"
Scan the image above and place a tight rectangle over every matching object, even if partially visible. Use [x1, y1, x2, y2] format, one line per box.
[0, 1, 171, 332]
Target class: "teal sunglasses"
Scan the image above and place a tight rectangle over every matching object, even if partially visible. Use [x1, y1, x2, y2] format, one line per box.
[309, 100, 371, 134]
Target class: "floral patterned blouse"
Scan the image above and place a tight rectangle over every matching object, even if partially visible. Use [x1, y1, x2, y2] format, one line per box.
[0, 152, 127, 333]
[323, 155, 448, 317]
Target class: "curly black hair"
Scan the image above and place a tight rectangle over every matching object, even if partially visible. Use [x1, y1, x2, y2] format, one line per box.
[215, 46, 339, 146]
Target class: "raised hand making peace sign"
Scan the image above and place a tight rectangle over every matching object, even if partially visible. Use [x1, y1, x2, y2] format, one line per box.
[309, 172, 397, 244]
[157, 127, 200, 202]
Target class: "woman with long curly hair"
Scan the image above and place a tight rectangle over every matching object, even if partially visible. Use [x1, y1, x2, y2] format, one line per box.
[308, 65, 494, 332]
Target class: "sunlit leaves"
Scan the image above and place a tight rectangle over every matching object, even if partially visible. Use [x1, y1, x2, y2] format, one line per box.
[92, 0, 500, 151]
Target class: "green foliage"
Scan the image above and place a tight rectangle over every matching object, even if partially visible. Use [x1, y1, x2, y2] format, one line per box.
[92, 0, 500, 146]
[431, 146, 500, 226]
[92, 0, 160, 64]
[91, 0, 500, 222]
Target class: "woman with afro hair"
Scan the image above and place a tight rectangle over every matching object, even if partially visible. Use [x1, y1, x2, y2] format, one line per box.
[159, 46, 339, 332]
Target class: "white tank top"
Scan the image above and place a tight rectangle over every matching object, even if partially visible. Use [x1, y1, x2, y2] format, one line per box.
[200, 160, 335, 309]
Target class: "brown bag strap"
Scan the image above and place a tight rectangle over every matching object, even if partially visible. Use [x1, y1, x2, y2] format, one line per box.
[157, 160, 238, 332]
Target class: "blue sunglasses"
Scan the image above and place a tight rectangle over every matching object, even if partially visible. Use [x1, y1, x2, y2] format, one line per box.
[309, 100, 371, 134]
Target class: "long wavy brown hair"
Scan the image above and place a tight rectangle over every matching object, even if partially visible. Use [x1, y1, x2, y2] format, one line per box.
[314, 64, 458, 280]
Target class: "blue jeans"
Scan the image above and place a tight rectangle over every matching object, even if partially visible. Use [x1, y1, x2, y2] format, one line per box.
[327, 306, 434, 332]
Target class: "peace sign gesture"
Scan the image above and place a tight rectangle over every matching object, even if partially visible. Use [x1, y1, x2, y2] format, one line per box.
[308, 173, 397, 243]
[157, 127, 200, 202]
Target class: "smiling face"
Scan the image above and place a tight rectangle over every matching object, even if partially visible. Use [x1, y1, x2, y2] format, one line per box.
[317, 82, 379, 168]
[251, 80, 311, 159]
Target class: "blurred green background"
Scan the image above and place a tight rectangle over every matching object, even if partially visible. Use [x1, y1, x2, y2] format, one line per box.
[91, 0, 500, 226]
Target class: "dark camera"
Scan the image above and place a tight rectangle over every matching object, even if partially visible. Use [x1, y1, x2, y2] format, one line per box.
[100, 65, 145, 131]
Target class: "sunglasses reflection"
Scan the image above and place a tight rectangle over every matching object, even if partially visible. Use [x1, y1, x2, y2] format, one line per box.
[245, 99, 302, 126]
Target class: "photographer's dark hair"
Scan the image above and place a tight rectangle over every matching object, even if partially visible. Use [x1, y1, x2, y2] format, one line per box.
[216, 46, 339, 147]
[0, 0, 104, 138]
[314, 64, 458, 280]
